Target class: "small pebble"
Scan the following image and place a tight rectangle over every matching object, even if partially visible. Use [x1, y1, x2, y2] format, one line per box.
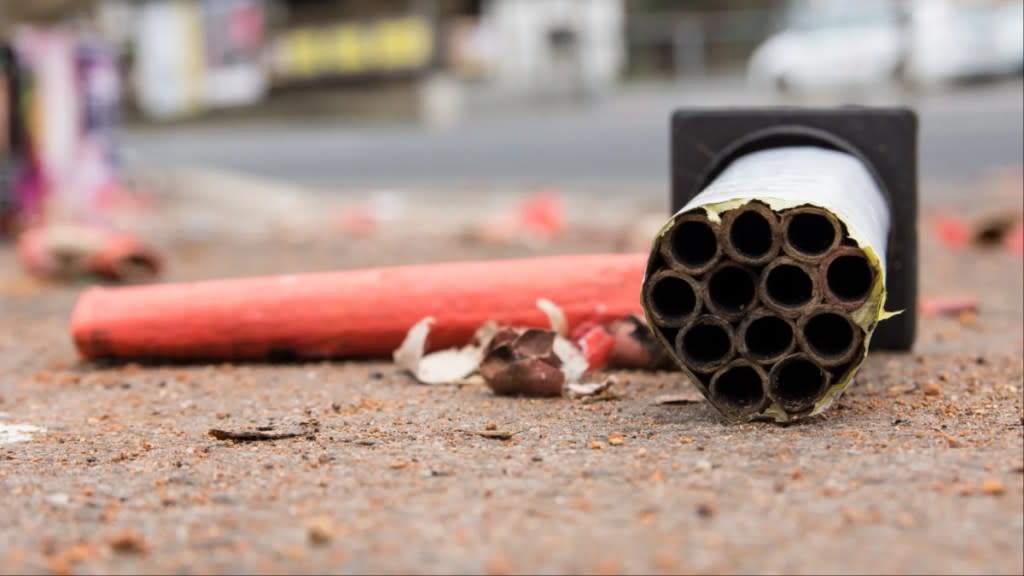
[981, 478, 1005, 496]
[108, 531, 148, 554]
[696, 502, 716, 518]
[306, 516, 334, 545]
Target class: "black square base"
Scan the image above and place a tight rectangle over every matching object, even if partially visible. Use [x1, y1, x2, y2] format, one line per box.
[671, 107, 917, 351]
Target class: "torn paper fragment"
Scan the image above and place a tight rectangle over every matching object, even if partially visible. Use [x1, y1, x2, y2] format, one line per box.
[565, 376, 617, 400]
[536, 298, 568, 336]
[1, 422, 45, 445]
[394, 317, 492, 385]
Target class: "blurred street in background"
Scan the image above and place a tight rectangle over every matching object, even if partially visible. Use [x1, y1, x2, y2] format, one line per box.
[4, 0, 1022, 216]
[122, 77, 1024, 192]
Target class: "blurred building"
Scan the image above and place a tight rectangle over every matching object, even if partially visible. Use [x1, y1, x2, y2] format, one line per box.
[624, 0, 782, 80]
[0, 1, 97, 37]
[480, 0, 624, 98]
[71, 0, 625, 120]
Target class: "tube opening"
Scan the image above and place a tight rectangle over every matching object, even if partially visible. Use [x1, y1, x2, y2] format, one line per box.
[730, 210, 774, 259]
[711, 363, 766, 413]
[679, 320, 733, 370]
[786, 211, 837, 257]
[671, 220, 718, 269]
[765, 263, 813, 308]
[770, 356, 828, 412]
[826, 253, 873, 304]
[743, 314, 794, 361]
[708, 265, 756, 315]
[803, 312, 855, 360]
[648, 274, 698, 321]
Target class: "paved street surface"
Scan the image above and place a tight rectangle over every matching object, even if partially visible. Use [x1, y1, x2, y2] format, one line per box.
[122, 79, 1024, 192]
[1, 168, 1022, 573]
[1, 79, 1022, 574]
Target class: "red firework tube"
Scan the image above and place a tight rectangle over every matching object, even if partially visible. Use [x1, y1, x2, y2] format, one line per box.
[71, 253, 647, 362]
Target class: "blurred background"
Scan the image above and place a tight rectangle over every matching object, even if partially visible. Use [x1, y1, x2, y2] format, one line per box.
[1, 0, 1022, 253]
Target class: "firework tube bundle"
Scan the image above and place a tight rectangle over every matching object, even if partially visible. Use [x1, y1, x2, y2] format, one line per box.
[644, 146, 901, 422]
[71, 253, 647, 362]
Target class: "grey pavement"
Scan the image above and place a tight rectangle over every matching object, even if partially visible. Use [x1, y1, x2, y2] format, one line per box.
[121, 78, 1023, 195]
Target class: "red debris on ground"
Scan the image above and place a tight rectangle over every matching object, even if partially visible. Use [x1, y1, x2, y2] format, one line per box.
[1006, 221, 1024, 257]
[931, 213, 971, 249]
[17, 225, 162, 283]
[575, 324, 615, 372]
[333, 204, 378, 238]
[517, 190, 564, 240]
[919, 296, 979, 316]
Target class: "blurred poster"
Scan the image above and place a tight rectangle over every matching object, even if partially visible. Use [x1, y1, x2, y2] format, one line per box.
[14, 27, 80, 223]
[134, 0, 206, 119]
[134, 0, 267, 118]
[202, 0, 267, 108]
[270, 16, 435, 82]
[77, 40, 120, 167]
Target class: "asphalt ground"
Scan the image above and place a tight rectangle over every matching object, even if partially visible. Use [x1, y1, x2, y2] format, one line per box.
[0, 166, 1022, 573]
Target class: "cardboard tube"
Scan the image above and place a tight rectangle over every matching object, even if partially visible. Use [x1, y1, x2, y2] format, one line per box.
[709, 359, 768, 418]
[768, 353, 831, 415]
[737, 308, 796, 365]
[797, 306, 863, 367]
[71, 253, 647, 362]
[676, 315, 735, 373]
[721, 201, 781, 265]
[704, 261, 757, 321]
[820, 246, 876, 310]
[781, 206, 842, 262]
[658, 213, 720, 275]
[759, 257, 819, 318]
[643, 269, 702, 327]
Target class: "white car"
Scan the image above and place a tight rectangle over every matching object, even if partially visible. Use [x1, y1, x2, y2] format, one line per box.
[748, 0, 905, 92]
[994, 0, 1024, 74]
[748, 0, 1023, 92]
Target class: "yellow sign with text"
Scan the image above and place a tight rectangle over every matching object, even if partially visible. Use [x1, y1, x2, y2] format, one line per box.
[273, 16, 434, 80]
